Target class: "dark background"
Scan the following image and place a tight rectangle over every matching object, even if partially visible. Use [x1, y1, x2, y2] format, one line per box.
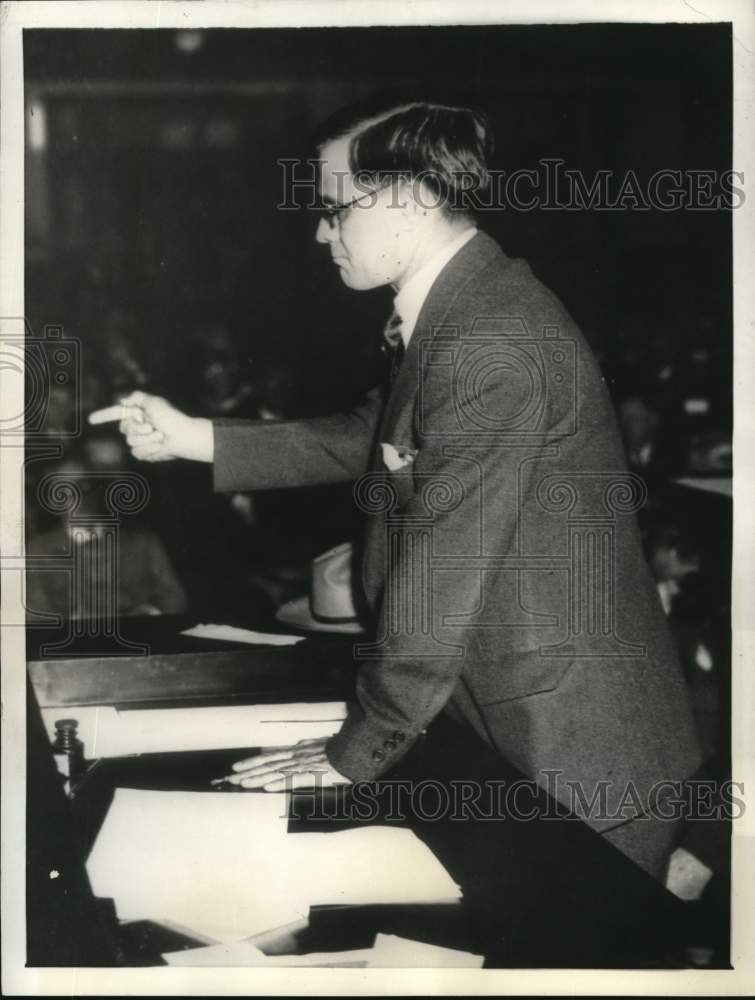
[25, 24, 732, 396]
[24, 23, 732, 624]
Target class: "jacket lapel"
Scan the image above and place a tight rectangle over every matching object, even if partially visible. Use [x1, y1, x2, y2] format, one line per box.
[362, 231, 505, 610]
[377, 230, 504, 445]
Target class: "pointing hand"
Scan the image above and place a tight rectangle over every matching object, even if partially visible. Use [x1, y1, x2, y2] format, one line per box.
[89, 391, 214, 463]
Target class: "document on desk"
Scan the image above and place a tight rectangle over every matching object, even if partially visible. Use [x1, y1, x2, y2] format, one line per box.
[87, 788, 461, 946]
[368, 933, 484, 968]
[41, 701, 347, 757]
[162, 941, 374, 967]
[161, 934, 482, 968]
[180, 623, 305, 646]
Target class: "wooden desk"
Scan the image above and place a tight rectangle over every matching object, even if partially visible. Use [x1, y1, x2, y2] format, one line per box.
[28, 615, 355, 708]
[26, 622, 356, 966]
[26, 626, 700, 969]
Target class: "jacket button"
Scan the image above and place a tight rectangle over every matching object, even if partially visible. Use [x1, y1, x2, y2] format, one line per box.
[372, 749, 386, 763]
[392, 731, 406, 743]
[384, 739, 397, 751]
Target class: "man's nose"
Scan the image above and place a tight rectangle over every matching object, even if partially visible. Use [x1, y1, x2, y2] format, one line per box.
[315, 217, 334, 244]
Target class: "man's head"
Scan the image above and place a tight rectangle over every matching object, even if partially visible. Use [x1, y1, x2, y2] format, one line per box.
[314, 101, 492, 291]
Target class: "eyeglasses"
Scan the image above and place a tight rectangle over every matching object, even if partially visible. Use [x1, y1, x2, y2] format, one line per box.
[317, 187, 385, 230]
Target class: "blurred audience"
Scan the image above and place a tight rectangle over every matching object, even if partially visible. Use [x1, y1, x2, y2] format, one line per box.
[27, 298, 731, 648]
[616, 394, 661, 472]
[26, 444, 188, 621]
[195, 324, 255, 417]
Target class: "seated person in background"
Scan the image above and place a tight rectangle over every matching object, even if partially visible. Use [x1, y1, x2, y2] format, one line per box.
[616, 393, 660, 471]
[25, 448, 188, 621]
[194, 324, 256, 419]
[647, 520, 701, 618]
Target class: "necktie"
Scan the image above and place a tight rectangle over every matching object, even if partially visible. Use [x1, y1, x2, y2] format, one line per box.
[382, 305, 405, 385]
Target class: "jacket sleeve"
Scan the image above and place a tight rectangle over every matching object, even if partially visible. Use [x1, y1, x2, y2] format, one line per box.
[212, 384, 385, 493]
[325, 449, 519, 780]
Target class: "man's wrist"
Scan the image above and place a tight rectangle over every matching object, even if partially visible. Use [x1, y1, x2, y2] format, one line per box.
[180, 416, 214, 463]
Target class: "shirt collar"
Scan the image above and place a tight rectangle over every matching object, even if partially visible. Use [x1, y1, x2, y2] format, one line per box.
[393, 227, 477, 347]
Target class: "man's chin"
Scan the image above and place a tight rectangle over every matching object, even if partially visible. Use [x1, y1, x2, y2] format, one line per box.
[336, 269, 365, 290]
[334, 265, 380, 291]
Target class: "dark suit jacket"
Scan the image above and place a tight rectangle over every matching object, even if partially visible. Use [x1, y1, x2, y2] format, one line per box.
[213, 231, 701, 831]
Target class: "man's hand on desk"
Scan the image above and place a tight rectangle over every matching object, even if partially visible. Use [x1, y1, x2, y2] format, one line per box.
[88, 390, 214, 464]
[226, 738, 352, 792]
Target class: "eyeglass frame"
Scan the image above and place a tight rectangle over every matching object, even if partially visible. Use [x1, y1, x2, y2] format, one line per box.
[316, 183, 392, 230]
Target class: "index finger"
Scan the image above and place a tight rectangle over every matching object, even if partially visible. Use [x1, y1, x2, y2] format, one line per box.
[89, 403, 145, 426]
[88, 405, 125, 425]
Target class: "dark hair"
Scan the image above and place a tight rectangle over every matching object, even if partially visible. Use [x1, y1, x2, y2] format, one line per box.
[317, 100, 493, 218]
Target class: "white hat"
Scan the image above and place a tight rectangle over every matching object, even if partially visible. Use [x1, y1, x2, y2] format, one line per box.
[275, 542, 364, 634]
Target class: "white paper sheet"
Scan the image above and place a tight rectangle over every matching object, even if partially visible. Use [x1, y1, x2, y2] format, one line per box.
[87, 788, 461, 944]
[180, 623, 305, 646]
[673, 476, 732, 497]
[162, 941, 374, 967]
[280, 825, 462, 909]
[161, 942, 276, 967]
[42, 701, 347, 757]
[369, 933, 484, 968]
[87, 788, 303, 942]
[161, 933, 482, 968]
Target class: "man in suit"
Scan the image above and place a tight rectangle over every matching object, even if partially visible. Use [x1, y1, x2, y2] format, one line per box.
[92, 101, 701, 884]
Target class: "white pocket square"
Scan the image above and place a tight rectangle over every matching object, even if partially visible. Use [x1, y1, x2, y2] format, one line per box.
[381, 442, 417, 471]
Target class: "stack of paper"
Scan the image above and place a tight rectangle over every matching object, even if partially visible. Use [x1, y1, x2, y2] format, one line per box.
[162, 941, 374, 967]
[41, 701, 347, 758]
[161, 934, 483, 968]
[87, 788, 461, 945]
[87, 789, 298, 942]
[368, 933, 483, 968]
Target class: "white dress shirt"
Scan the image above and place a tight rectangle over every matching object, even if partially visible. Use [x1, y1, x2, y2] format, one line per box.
[393, 227, 477, 347]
